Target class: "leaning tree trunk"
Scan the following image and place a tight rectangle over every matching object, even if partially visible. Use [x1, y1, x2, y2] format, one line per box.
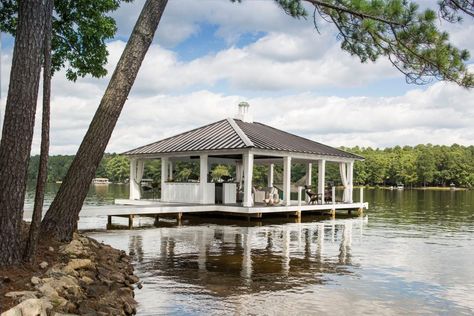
[24, 0, 54, 262]
[0, 0, 49, 266]
[41, 0, 168, 241]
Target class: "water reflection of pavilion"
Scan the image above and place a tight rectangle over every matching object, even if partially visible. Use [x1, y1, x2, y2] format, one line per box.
[128, 218, 367, 296]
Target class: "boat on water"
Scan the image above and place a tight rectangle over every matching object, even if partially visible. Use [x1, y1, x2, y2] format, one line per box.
[396, 184, 404, 190]
[92, 178, 111, 185]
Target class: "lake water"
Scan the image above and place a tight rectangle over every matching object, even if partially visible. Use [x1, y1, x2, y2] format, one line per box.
[28, 185, 474, 315]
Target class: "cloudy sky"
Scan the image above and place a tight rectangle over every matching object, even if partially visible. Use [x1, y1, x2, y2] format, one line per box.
[0, 0, 473, 155]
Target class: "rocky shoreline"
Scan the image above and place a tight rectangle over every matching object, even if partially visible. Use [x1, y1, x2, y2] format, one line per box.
[1, 233, 139, 315]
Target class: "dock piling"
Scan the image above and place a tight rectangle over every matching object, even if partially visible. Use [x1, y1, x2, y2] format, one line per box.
[128, 214, 134, 229]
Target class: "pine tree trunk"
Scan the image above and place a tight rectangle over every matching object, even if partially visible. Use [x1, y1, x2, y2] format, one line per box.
[24, 0, 54, 262]
[41, 0, 168, 241]
[0, 0, 48, 266]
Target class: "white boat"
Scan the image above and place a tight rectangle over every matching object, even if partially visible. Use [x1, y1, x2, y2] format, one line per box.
[396, 184, 404, 190]
[92, 178, 111, 185]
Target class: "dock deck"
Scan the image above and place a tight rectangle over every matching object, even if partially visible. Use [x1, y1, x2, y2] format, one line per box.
[23, 199, 368, 229]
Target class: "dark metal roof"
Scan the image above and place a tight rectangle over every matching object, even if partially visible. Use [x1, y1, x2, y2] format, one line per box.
[123, 118, 361, 160]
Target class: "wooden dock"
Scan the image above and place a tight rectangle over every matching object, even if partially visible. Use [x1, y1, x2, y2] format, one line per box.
[24, 198, 368, 229]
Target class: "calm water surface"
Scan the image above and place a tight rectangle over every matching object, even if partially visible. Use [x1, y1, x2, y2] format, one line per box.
[28, 185, 474, 315]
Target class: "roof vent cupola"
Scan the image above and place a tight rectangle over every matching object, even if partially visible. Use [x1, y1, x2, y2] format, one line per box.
[236, 101, 253, 123]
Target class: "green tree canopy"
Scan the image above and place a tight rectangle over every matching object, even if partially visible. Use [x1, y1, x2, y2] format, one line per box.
[105, 155, 129, 182]
[0, 0, 132, 81]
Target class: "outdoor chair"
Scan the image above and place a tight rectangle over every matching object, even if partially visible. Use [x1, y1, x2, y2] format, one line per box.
[304, 185, 321, 204]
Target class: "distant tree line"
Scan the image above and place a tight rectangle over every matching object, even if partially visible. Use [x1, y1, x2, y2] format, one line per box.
[28, 144, 474, 188]
[345, 144, 474, 187]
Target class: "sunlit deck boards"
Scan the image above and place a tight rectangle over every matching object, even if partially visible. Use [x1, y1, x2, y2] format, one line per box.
[107, 199, 368, 216]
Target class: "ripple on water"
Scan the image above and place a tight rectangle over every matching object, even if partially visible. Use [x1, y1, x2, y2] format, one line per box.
[76, 189, 474, 315]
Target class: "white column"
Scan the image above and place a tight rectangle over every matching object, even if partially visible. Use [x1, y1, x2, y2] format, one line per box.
[268, 163, 274, 188]
[168, 161, 173, 181]
[305, 162, 312, 187]
[161, 157, 168, 201]
[305, 162, 312, 203]
[243, 152, 253, 207]
[318, 160, 326, 203]
[200, 154, 208, 204]
[243, 152, 254, 207]
[348, 161, 354, 203]
[283, 156, 292, 206]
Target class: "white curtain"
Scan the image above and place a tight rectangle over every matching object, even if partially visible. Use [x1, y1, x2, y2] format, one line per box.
[339, 162, 349, 202]
[135, 160, 145, 185]
[130, 159, 145, 200]
[236, 162, 243, 188]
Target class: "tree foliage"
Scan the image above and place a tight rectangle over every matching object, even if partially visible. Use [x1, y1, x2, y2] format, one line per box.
[0, 0, 133, 81]
[438, 0, 474, 22]
[233, 0, 474, 87]
[344, 144, 474, 187]
[105, 155, 129, 182]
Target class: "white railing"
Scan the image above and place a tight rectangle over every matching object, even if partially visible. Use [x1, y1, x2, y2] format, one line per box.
[162, 182, 215, 204]
[296, 186, 364, 207]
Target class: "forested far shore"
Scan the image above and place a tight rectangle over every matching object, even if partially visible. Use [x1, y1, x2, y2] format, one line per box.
[29, 144, 474, 188]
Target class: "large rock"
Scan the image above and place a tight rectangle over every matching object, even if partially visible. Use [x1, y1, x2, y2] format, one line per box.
[63, 259, 93, 275]
[40, 275, 83, 299]
[31, 276, 42, 285]
[1, 298, 52, 316]
[59, 240, 86, 256]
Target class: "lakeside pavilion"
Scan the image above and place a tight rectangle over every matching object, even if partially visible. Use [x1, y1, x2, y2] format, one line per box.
[115, 102, 367, 222]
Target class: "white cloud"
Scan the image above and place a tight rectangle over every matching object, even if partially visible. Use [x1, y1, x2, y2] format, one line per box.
[94, 36, 397, 95]
[18, 80, 470, 155]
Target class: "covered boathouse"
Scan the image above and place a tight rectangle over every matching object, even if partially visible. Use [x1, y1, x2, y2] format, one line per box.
[115, 102, 368, 221]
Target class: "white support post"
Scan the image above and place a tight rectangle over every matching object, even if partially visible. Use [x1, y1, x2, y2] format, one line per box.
[360, 187, 364, 208]
[305, 163, 312, 187]
[305, 162, 312, 203]
[268, 163, 274, 188]
[348, 161, 354, 203]
[160, 157, 169, 201]
[200, 154, 209, 204]
[283, 156, 292, 206]
[243, 152, 254, 207]
[168, 161, 173, 181]
[318, 160, 326, 203]
[297, 186, 303, 207]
